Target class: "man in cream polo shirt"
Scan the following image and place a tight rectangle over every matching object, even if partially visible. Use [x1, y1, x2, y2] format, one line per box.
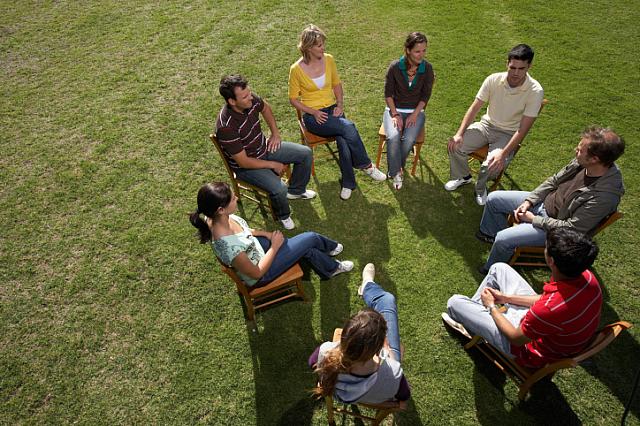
[445, 44, 544, 205]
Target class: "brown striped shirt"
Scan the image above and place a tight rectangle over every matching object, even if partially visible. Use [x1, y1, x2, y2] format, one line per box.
[215, 94, 267, 169]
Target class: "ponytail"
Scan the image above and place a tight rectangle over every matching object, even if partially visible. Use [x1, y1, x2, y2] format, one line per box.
[313, 346, 348, 398]
[189, 210, 212, 244]
[189, 182, 233, 244]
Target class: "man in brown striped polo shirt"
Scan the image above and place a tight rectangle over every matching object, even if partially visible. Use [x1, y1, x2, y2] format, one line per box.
[216, 75, 315, 230]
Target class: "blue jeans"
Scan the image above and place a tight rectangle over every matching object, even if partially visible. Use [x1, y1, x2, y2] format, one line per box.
[362, 282, 401, 362]
[447, 263, 536, 355]
[382, 109, 425, 177]
[303, 106, 372, 190]
[480, 190, 548, 268]
[234, 142, 312, 220]
[256, 232, 339, 283]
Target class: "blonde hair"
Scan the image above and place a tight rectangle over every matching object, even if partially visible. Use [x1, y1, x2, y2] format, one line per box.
[313, 309, 387, 398]
[298, 24, 326, 63]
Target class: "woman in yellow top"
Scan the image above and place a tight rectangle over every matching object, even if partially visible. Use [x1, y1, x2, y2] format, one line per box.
[289, 24, 386, 200]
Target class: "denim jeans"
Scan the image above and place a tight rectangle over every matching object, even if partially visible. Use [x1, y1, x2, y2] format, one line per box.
[303, 106, 372, 190]
[256, 232, 339, 283]
[382, 109, 425, 177]
[479, 190, 548, 268]
[234, 141, 312, 220]
[447, 263, 536, 355]
[362, 281, 401, 362]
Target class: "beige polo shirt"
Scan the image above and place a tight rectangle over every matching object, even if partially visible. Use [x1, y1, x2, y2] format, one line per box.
[476, 72, 544, 131]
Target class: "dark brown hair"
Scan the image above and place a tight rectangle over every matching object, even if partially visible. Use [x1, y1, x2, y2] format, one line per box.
[404, 32, 427, 53]
[189, 182, 232, 243]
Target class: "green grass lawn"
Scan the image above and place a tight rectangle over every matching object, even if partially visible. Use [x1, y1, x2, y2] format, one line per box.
[1, 1, 639, 424]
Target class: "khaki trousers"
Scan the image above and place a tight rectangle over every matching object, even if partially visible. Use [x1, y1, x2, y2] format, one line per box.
[449, 120, 515, 193]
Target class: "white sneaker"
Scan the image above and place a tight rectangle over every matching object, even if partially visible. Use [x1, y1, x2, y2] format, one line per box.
[441, 312, 471, 339]
[331, 260, 354, 277]
[358, 263, 376, 296]
[393, 173, 403, 190]
[287, 189, 317, 200]
[340, 187, 352, 200]
[328, 243, 343, 256]
[475, 189, 488, 206]
[280, 216, 295, 230]
[364, 165, 387, 181]
[444, 176, 472, 191]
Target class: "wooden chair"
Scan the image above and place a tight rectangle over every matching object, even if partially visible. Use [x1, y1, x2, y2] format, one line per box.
[375, 123, 425, 177]
[464, 320, 632, 400]
[295, 109, 338, 176]
[508, 211, 623, 267]
[323, 328, 403, 425]
[215, 256, 305, 324]
[209, 134, 289, 221]
[468, 99, 548, 191]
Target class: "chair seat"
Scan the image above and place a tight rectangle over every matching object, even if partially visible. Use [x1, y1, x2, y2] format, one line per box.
[248, 264, 304, 298]
[303, 130, 334, 146]
[469, 145, 489, 161]
[216, 256, 305, 325]
[295, 109, 338, 176]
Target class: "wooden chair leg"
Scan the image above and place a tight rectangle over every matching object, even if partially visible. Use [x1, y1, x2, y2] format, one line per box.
[325, 396, 335, 425]
[373, 408, 393, 426]
[295, 278, 307, 302]
[243, 296, 256, 322]
[464, 335, 483, 350]
[411, 142, 423, 176]
[488, 170, 505, 191]
[375, 135, 386, 169]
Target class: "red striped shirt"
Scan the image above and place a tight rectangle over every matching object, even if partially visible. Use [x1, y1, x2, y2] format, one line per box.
[215, 94, 267, 168]
[513, 270, 602, 368]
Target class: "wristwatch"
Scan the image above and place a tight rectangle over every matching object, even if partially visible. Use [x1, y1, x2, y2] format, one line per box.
[488, 304, 497, 312]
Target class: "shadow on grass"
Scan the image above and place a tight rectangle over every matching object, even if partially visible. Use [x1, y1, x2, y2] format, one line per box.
[294, 179, 395, 338]
[458, 338, 581, 425]
[247, 303, 317, 426]
[392, 162, 486, 272]
[582, 298, 640, 422]
[395, 397, 425, 425]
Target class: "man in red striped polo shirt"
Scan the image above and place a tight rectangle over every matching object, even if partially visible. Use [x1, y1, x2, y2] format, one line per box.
[443, 228, 601, 368]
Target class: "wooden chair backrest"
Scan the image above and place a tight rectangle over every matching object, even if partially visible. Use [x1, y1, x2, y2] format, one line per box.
[573, 321, 631, 363]
[209, 133, 241, 194]
[590, 211, 623, 237]
[508, 210, 622, 237]
[214, 254, 250, 297]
